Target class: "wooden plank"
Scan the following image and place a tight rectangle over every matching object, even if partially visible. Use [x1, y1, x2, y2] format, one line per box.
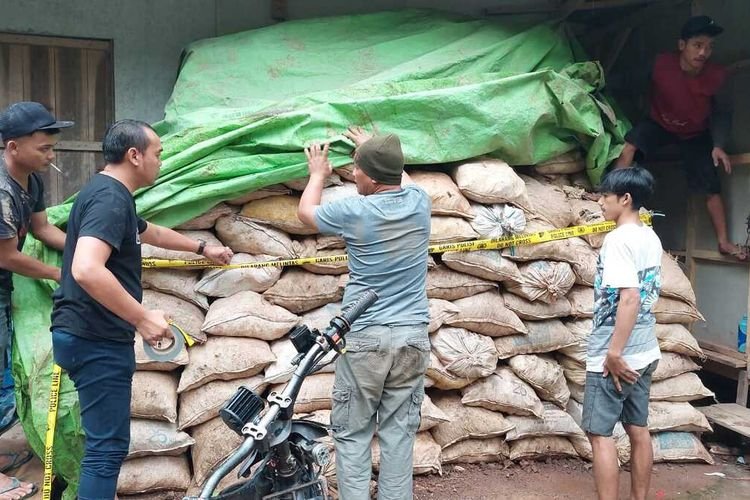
[692, 249, 750, 266]
[701, 348, 745, 369]
[737, 370, 748, 407]
[0, 33, 110, 51]
[698, 403, 750, 438]
[700, 340, 746, 362]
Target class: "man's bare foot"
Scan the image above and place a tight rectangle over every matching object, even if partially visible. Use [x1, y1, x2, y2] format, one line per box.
[718, 242, 749, 261]
[0, 474, 35, 500]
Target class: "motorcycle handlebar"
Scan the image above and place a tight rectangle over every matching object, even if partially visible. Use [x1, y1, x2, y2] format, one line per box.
[339, 289, 378, 329]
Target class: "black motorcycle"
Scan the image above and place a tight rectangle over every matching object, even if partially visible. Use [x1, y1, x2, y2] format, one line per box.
[187, 290, 378, 500]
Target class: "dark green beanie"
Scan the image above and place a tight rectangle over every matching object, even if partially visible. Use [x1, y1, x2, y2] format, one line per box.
[355, 134, 404, 185]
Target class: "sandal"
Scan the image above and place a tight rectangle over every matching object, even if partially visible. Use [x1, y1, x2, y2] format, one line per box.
[0, 451, 33, 474]
[0, 477, 37, 500]
[719, 243, 749, 261]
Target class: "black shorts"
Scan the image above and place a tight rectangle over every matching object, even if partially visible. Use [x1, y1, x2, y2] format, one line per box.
[625, 119, 721, 194]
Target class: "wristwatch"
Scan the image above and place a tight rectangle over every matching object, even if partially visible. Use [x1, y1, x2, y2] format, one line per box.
[196, 239, 206, 255]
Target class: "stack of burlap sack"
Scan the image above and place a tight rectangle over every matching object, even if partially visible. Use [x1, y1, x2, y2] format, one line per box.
[118, 153, 715, 498]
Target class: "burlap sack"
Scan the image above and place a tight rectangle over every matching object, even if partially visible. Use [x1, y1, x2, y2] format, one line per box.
[175, 203, 237, 230]
[503, 292, 572, 321]
[558, 319, 591, 365]
[271, 372, 335, 413]
[264, 338, 335, 385]
[505, 403, 584, 441]
[568, 381, 585, 404]
[431, 327, 498, 379]
[520, 175, 575, 229]
[509, 437, 579, 461]
[296, 239, 349, 275]
[558, 355, 586, 386]
[470, 203, 526, 238]
[567, 286, 594, 318]
[298, 302, 343, 331]
[441, 437, 510, 464]
[316, 234, 346, 250]
[442, 249, 522, 283]
[419, 393, 451, 432]
[648, 402, 712, 433]
[142, 269, 209, 310]
[190, 416, 244, 485]
[508, 354, 570, 408]
[653, 297, 704, 324]
[569, 434, 594, 461]
[451, 158, 530, 209]
[195, 253, 283, 296]
[320, 182, 360, 205]
[426, 265, 496, 301]
[178, 376, 267, 430]
[446, 291, 527, 337]
[283, 172, 343, 192]
[655, 324, 704, 358]
[227, 184, 291, 205]
[568, 198, 605, 248]
[134, 334, 188, 372]
[142, 289, 206, 342]
[263, 269, 345, 313]
[131, 371, 178, 423]
[215, 215, 298, 258]
[568, 240, 599, 286]
[117, 455, 192, 495]
[240, 195, 318, 235]
[141, 230, 223, 263]
[430, 216, 478, 244]
[651, 432, 714, 464]
[660, 253, 697, 305]
[505, 261, 576, 304]
[411, 170, 473, 218]
[430, 392, 515, 448]
[128, 420, 195, 459]
[652, 352, 701, 381]
[178, 336, 276, 393]
[460, 367, 544, 418]
[428, 299, 460, 333]
[426, 353, 477, 390]
[202, 290, 299, 340]
[534, 151, 585, 175]
[650, 373, 715, 402]
[494, 319, 576, 359]
[372, 432, 442, 475]
[502, 218, 572, 262]
[335, 164, 355, 182]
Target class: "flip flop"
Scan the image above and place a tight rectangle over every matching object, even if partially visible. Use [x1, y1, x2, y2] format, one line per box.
[0, 451, 33, 474]
[0, 477, 38, 500]
[719, 244, 749, 262]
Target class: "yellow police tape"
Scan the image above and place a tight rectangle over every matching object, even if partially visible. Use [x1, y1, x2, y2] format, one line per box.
[43, 212, 654, 497]
[42, 323, 195, 498]
[42, 363, 62, 500]
[142, 213, 653, 270]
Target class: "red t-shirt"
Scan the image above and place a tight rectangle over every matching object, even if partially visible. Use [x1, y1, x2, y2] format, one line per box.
[649, 52, 726, 138]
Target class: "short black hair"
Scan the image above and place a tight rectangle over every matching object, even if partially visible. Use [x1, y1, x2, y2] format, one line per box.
[598, 166, 655, 210]
[102, 119, 155, 164]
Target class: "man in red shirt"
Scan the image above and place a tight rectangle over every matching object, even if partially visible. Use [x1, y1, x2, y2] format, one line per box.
[615, 16, 744, 260]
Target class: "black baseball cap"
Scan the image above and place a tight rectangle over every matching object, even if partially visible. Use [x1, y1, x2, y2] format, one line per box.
[681, 15, 724, 40]
[0, 101, 74, 140]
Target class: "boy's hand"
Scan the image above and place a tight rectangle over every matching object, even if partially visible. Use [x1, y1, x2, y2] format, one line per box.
[304, 143, 332, 179]
[603, 351, 639, 392]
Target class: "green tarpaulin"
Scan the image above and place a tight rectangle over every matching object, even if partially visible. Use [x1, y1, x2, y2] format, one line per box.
[11, 9, 627, 497]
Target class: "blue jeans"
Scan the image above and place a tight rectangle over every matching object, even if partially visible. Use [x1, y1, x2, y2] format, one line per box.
[0, 288, 15, 429]
[52, 330, 135, 500]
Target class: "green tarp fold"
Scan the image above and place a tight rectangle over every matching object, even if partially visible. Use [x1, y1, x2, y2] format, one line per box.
[12, 10, 626, 497]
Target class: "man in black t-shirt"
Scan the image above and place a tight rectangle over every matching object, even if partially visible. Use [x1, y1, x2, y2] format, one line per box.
[0, 101, 71, 499]
[51, 120, 232, 500]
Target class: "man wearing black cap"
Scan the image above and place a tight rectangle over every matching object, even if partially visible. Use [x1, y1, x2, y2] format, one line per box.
[0, 101, 71, 499]
[614, 16, 743, 260]
[298, 127, 431, 500]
